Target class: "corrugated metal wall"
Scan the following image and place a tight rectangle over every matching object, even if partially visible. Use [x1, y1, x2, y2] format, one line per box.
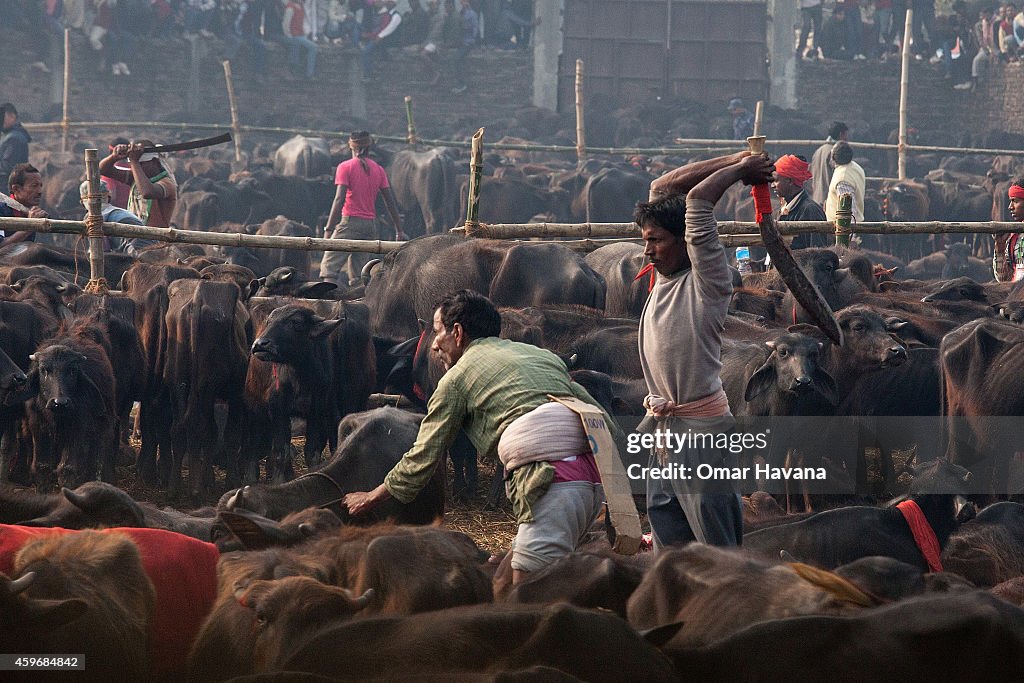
[558, 0, 768, 110]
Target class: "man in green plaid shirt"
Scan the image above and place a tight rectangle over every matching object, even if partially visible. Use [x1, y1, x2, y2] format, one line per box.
[344, 290, 615, 584]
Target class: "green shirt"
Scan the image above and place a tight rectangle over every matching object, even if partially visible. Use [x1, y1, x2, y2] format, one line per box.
[383, 337, 613, 518]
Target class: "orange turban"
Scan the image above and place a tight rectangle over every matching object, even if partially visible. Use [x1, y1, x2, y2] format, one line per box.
[775, 155, 812, 185]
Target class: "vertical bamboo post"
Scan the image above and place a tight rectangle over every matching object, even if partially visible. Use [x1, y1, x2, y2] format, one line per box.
[222, 61, 243, 163]
[464, 128, 485, 237]
[84, 149, 106, 292]
[404, 96, 419, 147]
[61, 29, 70, 155]
[575, 59, 586, 167]
[835, 193, 853, 247]
[898, 9, 913, 180]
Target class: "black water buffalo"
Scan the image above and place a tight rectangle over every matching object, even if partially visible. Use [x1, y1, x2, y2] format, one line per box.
[743, 459, 972, 571]
[273, 135, 332, 178]
[247, 305, 344, 482]
[389, 148, 459, 237]
[249, 266, 339, 299]
[278, 604, 677, 682]
[942, 502, 1024, 587]
[119, 262, 201, 486]
[582, 166, 651, 223]
[8, 531, 156, 681]
[584, 242, 648, 318]
[781, 248, 867, 325]
[366, 235, 606, 341]
[212, 217, 316, 279]
[0, 301, 52, 482]
[219, 407, 444, 525]
[0, 242, 134, 289]
[940, 318, 1024, 497]
[720, 332, 838, 417]
[25, 337, 116, 491]
[669, 592, 1024, 682]
[164, 279, 251, 500]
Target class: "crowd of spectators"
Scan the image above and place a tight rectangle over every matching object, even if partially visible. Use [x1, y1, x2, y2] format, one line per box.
[799, 1, 1024, 93]
[0, 1, 535, 83]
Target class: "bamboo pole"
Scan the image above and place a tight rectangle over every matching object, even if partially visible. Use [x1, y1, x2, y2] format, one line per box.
[83, 149, 106, 292]
[575, 59, 586, 167]
[22, 118, 1024, 159]
[61, 29, 70, 155]
[464, 128, 485, 235]
[222, 61, 243, 163]
[0, 218, 405, 253]
[898, 9, 913, 180]
[450, 220, 1024, 238]
[404, 96, 419, 147]
[835, 193, 853, 247]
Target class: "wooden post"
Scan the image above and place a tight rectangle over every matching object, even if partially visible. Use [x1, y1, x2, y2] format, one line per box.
[222, 61, 243, 163]
[575, 59, 586, 167]
[835, 193, 853, 247]
[898, 9, 913, 180]
[465, 128, 485, 236]
[61, 29, 70, 155]
[404, 96, 419, 147]
[84, 149, 106, 292]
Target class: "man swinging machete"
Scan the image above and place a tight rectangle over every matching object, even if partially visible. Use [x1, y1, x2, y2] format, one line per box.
[98, 133, 232, 229]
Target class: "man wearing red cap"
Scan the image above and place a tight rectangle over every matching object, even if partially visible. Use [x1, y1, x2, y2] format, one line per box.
[994, 177, 1024, 282]
[772, 154, 831, 250]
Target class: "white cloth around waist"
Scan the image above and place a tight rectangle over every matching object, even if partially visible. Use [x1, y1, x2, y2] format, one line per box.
[498, 402, 590, 472]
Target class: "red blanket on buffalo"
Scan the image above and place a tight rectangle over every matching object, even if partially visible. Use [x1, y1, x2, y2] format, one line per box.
[0, 524, 219, 679]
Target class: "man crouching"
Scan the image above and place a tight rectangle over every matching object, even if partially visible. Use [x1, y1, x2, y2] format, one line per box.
[344, 290, 616, 584]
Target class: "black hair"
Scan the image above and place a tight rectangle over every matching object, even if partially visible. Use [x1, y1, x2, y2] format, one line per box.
[1011, 175, 1024, 190]
[9, 163, 39, 191]
[827, 121, 848, 139]
[633, 194, 687, 238]
[832, 141, 853, 165]
[436, 290, 501, 340]
[0, 103, 17, 120]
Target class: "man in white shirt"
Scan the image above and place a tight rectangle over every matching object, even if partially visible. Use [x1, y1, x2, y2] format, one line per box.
[824, 141, 865, 223]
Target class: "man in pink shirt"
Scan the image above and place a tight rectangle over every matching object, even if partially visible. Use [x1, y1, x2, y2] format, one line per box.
[320, 131, 405, 287]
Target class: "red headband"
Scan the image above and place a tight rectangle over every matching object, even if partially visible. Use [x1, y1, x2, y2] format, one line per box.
[1009, 185, 1024, 199]
[775, 155, 812, 185]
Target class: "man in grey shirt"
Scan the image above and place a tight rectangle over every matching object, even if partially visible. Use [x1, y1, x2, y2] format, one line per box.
[636, 151, 775, 548]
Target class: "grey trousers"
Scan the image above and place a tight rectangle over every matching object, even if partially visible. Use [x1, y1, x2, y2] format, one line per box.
[319, 215, 377, 286]
[644, 416, 744, 549]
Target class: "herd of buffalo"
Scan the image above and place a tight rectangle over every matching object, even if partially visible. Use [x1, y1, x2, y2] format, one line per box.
[4, 130, 1024, 680]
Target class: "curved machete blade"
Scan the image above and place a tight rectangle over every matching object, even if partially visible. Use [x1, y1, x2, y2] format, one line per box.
[759, 213, 844, 346]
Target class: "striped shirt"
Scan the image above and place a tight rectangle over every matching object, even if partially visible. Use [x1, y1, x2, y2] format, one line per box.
[383, 336, 610, 505]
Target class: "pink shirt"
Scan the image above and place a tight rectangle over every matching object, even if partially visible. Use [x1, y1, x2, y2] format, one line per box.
[335, 156, 389, 220]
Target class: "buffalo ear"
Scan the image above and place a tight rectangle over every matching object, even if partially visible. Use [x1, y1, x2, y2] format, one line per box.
[309, 318, 343, 338]
[248, 278, 264, 300]
[744, 362, 776, 402]
[294, 281, 338, 299]
[787, 323, 830, 344]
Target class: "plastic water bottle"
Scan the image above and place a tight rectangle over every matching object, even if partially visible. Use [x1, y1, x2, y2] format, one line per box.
[735, 246, 751, 274]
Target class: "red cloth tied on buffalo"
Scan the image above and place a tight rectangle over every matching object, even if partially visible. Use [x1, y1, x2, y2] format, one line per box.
[895, 501, 944, 573]
[775, 154, 813, 185]
[0, 525, 219, 680]
[1008, 184, 1024, 199]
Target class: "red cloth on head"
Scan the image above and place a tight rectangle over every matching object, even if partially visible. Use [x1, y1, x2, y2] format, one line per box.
[0, 525, 219, 681]
[775, 154, 813, 184]
[1008, 184, 1024, 199]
